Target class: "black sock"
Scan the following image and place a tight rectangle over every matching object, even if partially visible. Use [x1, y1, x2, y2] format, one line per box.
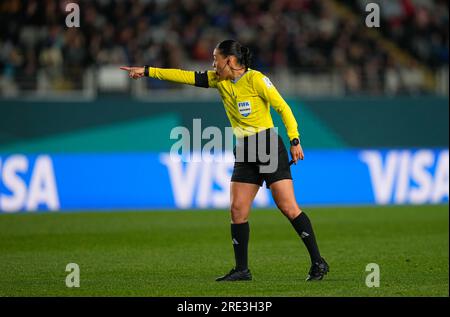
[290, 212, 321, 263]
[231, 222, 249, 271]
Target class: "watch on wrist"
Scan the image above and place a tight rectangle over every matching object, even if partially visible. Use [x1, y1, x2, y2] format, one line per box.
[144, 65, 150, 77]
[290, 138, 300, 146]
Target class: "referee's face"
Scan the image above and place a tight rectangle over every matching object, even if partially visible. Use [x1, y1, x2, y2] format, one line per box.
[213, 48, 230, 80]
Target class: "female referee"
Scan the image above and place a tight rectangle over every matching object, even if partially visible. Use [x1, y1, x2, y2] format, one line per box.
[120, 40, 329, 281]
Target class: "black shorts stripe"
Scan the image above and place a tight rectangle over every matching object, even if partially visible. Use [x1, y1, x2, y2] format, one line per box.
[194, 71, 209, 88]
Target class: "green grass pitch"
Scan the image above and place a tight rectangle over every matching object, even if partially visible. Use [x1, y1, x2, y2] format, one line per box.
[0, 205, 448, 297]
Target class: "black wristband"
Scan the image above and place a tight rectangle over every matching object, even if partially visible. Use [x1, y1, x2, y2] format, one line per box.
[290, 138, 299, 146]
[144, 65, 150, 77]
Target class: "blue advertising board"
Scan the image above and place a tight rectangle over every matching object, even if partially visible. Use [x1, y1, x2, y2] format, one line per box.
[0, 149, 448, 212]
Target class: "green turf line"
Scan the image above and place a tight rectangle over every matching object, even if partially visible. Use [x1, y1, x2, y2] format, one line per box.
[0, 205, 447, 296]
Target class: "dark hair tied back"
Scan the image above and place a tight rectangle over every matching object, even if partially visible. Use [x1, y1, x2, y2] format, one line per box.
[216, 40, 252, 69]
[240, 46, 252, 70]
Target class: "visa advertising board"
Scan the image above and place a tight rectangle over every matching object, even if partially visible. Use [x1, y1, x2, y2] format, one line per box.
[0, 149, 448, 213]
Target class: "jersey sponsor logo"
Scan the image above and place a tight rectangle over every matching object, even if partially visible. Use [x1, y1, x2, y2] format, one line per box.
[237, 101, 251, 117]
[262, 76, 273, 88]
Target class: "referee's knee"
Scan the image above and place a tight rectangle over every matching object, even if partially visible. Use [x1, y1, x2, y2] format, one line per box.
[230, 203, 249, 224]
[278, 203, 301, 220]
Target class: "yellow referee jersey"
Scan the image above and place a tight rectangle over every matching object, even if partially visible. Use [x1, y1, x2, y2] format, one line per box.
[148, 67, 299, 141]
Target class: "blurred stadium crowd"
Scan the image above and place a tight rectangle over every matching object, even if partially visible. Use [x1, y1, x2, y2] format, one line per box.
[0, 0, 448, 95]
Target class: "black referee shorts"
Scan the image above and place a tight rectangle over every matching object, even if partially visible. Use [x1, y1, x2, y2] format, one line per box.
[231, 128, 292, 188]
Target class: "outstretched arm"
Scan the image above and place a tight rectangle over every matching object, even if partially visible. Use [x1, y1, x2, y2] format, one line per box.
[119, 66, 217, 88]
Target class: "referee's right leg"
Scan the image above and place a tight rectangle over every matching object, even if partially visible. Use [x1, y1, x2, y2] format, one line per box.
[216, 182, 259, 281]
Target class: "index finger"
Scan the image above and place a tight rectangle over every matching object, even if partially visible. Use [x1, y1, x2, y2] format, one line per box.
[119, 66, 132, 71]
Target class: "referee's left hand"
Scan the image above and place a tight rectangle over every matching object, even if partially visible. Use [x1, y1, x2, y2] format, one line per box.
[290, 143, 304, 164]
[119, 66, 145, 79]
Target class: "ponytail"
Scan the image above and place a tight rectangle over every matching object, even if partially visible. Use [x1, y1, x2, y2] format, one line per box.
[240, 46, 252, 69]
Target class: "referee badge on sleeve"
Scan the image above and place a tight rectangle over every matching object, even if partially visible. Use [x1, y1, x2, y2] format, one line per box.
[263, 76, 273, 88]
[237, 101, 251, 117]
